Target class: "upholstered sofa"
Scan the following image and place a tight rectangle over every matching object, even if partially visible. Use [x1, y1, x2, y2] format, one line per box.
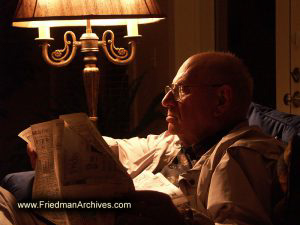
[248, 102, 300, 144]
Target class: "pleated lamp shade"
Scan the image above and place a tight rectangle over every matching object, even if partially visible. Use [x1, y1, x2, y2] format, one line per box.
[13, 0, 164, 28]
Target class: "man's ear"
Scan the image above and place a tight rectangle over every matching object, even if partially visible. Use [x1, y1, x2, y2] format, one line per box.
[213, 85, 233, 117]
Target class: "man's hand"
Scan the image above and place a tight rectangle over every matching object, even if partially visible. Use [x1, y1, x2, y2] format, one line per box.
[26, 144, 37, 169]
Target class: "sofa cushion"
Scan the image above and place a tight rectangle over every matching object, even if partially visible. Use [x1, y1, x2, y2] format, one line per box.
[0, 171, 34, 202]
[247, 103, 300, 144]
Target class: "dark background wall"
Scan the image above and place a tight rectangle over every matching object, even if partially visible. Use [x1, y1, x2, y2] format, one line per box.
[227, 0, 276, 108]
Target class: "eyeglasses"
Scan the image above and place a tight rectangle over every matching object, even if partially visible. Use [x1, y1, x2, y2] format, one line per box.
[164, 83, 223, 102]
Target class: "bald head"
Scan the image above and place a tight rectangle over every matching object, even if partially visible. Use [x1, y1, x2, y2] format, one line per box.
[176, 52, 253, 118]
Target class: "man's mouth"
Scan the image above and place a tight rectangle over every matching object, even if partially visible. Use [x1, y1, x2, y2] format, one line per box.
[166, 115, 177, 123]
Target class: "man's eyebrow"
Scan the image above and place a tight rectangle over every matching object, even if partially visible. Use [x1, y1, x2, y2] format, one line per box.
[170, 83, 182, 88]
[173, 81, 188, 86]
[172, 78, 186, 85]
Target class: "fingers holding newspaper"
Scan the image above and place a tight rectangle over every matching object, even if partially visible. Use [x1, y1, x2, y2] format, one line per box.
[26, 144, 37, 169]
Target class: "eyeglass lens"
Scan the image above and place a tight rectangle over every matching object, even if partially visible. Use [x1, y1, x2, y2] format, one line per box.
[165, 85, 180, 101]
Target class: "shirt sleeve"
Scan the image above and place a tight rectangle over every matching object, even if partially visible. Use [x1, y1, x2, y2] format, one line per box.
[0, 187, 20, 225]
[103, 131, 179, 177]
[207, 147, 274, 225]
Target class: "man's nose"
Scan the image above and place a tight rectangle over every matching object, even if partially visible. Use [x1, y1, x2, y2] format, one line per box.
[161, 90, 176, 108]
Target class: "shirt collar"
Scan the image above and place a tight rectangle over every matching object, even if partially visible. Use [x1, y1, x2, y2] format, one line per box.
[182, 120, 248, 161]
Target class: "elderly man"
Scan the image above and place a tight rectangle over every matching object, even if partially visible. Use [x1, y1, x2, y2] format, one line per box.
[102, 52, 283, 224]
[1, 52, 283, 224]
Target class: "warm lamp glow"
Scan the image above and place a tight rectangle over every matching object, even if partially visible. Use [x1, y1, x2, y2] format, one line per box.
[13, 18, 163, 28]
[126, 20, 139, 37]
[13, 18, 163, 38]
[37, 26, 51, 39]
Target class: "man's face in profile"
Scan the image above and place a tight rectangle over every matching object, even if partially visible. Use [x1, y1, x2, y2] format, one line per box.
[161, 59, 218, 145]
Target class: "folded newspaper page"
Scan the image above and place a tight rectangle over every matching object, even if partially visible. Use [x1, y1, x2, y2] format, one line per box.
[31, 119, 69, 224]
[133, 170, 188, 207]
[19, 113, 134, 225]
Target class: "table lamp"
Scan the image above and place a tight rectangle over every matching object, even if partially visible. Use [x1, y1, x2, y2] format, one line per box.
[12, 0, 164, 123]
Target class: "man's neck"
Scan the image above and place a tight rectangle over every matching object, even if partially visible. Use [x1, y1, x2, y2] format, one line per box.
[182, 121, 245, 159]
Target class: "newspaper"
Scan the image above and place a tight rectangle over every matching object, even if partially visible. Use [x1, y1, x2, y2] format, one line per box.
[19, 113, 134, 225]
[133, 170, 188, 207]
[29, 119, 68, 224]
[19, 113, 190, 224]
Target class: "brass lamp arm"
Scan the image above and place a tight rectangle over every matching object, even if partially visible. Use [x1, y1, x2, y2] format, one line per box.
[101, 30, 137, 65]
[39, 31, 79, 67]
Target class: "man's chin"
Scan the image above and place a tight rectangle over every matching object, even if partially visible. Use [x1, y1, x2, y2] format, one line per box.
[167, 123, 178, 134]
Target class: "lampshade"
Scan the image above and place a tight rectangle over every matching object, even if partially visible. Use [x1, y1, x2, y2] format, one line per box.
[13, 0, 164, 28]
